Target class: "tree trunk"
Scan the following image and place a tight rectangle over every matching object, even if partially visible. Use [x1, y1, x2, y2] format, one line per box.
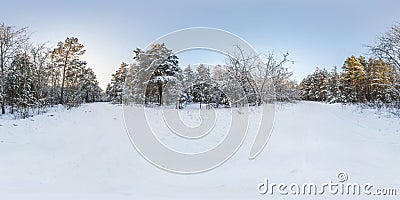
[60, 65, 66, 105]
[60, 50, 69, 105]
[85, 90, 89, 103]
[1, 100, 5, 114]
[1, 59, 5, 114]
[158, 81, 163, 106]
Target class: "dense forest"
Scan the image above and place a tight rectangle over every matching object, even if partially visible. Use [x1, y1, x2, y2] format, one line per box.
[300, 23, 400, 110]
[2, 21, 399, 119]
[104, 43, 297, 108]
[105, 23, 399, 112]
[0, 23, 101, 118]
[104, 23, 400, 112]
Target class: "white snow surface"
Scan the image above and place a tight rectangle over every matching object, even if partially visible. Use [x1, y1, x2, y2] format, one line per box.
[0, 101, 399, 199]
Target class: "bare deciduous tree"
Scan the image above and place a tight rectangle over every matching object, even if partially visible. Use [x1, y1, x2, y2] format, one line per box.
[256, 52, 294, 103]
[370, 22, 400, 72]
[0, 24, 29, 114]
[225, 45, 262, 106]
[225, 45, 295, 106]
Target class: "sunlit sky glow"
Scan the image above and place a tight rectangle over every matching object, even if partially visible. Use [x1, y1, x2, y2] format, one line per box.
[3, 0, 400, 89]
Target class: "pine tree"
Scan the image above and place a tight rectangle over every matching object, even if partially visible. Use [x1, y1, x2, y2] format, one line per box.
[79, 67, 102, 103]
[366, 58, 398, 104]
[327, 66, 342, 103]
[5, 52, 35, 117]
[299, 68, 329, 101]
[106, 62, 128, 103]
[341, 56, 367, 103]
[127, 44, 181, 106]
[193, 64, 212, 106]
[50, 37, 86, 105]
[181, 65, 195, 103]
[211, 65, 230, 107]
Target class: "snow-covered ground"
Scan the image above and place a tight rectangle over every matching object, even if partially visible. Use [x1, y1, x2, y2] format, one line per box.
[0, 102, 399, 199]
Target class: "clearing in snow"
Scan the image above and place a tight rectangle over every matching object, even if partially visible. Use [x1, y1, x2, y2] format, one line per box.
[0, 102, 399, 199]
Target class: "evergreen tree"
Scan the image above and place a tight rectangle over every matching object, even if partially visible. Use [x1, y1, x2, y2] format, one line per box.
[327, 66, 342, 103]
[341, 56, 367, 103]
[366, 58, 398, 103]
[299, 56, 399, 109]
[50, 37, 86, 105]
[105, 62, 128, 103]
[193, 64, 212, 105]
[181, 65, 195, 103]
[79, 67, 102, 103]
[5, 52, 35, 117]
[127, 43, 181, 106]
[299, 68, 329, 101]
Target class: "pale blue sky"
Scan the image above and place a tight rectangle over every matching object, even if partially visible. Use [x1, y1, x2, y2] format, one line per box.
[2, 0, 400, 89]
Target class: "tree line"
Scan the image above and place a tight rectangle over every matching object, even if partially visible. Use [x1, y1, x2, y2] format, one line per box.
[299, 23, 400, 109]
[105, 43, 298, 108]
[0, 23, 101, 118]
[5, 21, 394, 116]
